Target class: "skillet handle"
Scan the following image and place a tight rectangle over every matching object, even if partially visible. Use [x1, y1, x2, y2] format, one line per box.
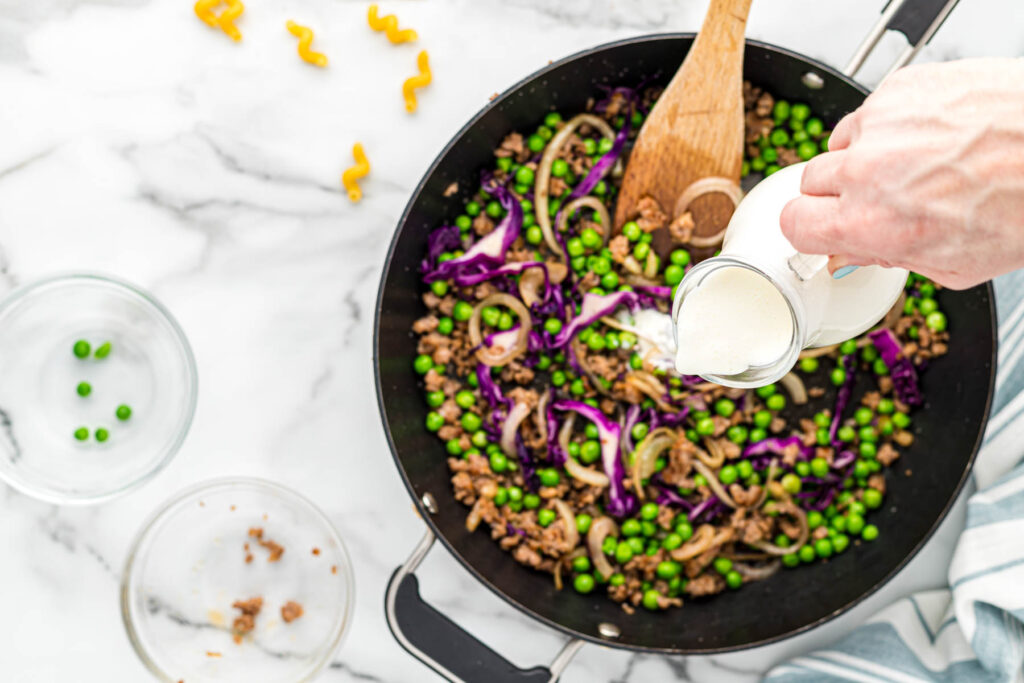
[844, 0, 961, 80]
[385, 528, 584, 683]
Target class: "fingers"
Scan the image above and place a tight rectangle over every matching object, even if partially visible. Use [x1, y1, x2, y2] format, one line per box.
[826, 111, 858, 151]
[827, 254, 875, 276]
[799, 150, 847, 197]
[779, 195, 845, 255]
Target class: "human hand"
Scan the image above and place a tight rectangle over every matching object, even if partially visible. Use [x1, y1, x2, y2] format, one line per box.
[780, 58, 1024, 289]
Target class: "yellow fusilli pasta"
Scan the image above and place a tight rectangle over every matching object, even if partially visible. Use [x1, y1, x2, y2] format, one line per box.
[342, 144, 371, 203]
[216, 0, 245, 41]
[367, 4, 417, 44]
[286, 21, 328, 67]
[194, 0, 220, 27]
[402, 50, 432, 114]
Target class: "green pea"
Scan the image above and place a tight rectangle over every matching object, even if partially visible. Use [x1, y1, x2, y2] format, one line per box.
[765, 164, 781, 176]
[599, 272, 619, 290]
[862, 524, 879, 541]
[810, 457, 829, 478]
[622, 221, 641, 242]
[94, 341, 112, 359]
[859, 426, 878, 443]
[537, 508, 556, 527]
[414, 354, 434, 374]
[636, 502, 658, 521]
[805, 117, 824, 137]
[750, 156, 767, 172]
[641, 589, 661, 610]
[755, 384, 777, 398]
[769, 128, 790, 147]
[918, 298, 939, 316]
[656, 561, 680, 580]
[437, 317, 454, 335]
[75, 382, 92, 398]
[471, 431, 488, 449]
[73, 340, 91, 358]
[461, 412, 482, 432]
[926, 311, 947, 332]
[571, 573, 595, 594]
[863, 488, 883, 509]
[586, 334, 606, 352]
[523, 225, 543, 245]
[598, 137, 614, 154]
[873, 358, 890, 375]
[536, 125, 553, 141]
[762, 147, 778, 163]
[549, 159, 570, 180]
[425, 411, 444, 432]
[800, 357, 819, 373]
[580, 440, 600, 464]
[846, 513, 865, 535]
[620, 519, 641, 537]
[715, 399, 735, 418]
[565, 237, 584, 258]
[860, 442, 877, 459]
[773, 100, 791, 121]
[781, 473, 801, 494]
[445, 439, 463, 456]
[453, 390, 475, 409]
[727, 425, 749, 444]
[524, 493, 540, 510]
[797, 140, 818, 160]
[92, 427, 109, 443]
[830, 367, 847, 386]
[766, 394, 786, 411]
[539, 469, 560, 487]
[782, 552, 800, 568]
[795, 461, 811, 477]
[485, 200, 503, 218]
[750, 427, 768, 443]
[852, 407, 873, 426]
[497, 312, 514, 331]
[710, 557, 731, 575]
[797, 544, 815, 563]
[74, 427, 89, 441]
[853, 460, 871, 479]
[807, 510, 824, 529]
[426, 391, 445, 408]
[633, 242, 650, 261]
[551, 370, 567, 387]
[833, 534, 850, 553]
[722, 570, 741, 590]
[893, 412, 911, 429]
[615, 541, 634, 565]
[814, 538, 833, 558]
[815, 427, 830, 446]
[453, 301, 474, 322]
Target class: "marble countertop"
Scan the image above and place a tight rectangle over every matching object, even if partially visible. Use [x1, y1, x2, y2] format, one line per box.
[0, 0, 1018, 680]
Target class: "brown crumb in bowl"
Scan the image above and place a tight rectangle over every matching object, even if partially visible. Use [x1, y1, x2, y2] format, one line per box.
[331, 565, 338, 575]
[231, 597, 263, 643]
[248, 527, 285, 562]
[312, 547, 320, 556]
[230, 505, 236, 511]
[281, 601, 304, 623]
[206, 651, 222, 658]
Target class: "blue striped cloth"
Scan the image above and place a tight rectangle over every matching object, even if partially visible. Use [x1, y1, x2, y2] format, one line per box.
[765, 270, 1024, 682]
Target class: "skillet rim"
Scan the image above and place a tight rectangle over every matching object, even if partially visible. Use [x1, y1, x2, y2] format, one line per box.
[373, 32, 998, 654]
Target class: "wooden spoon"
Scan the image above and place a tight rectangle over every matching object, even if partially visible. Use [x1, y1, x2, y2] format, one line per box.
[614, 0, 752, 240]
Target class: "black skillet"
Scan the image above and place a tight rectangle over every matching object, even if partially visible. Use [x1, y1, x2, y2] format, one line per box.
[375, 1, 994, 680]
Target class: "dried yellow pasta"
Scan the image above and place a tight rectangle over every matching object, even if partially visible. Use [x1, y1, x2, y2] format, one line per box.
[286, 21, 328, 67]
[194, 0, 220, 27]
[367, 4, 418, 45]
[402, 50, 432, 114]
[216, 0, 245, 42]
[342, 144, 370, 203]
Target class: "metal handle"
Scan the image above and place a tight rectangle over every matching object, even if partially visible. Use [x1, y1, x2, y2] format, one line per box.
[844, 0, 961, 80]
[385, 528, 584, 683]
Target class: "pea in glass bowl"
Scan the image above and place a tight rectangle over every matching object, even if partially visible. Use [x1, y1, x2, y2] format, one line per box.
[0, 273, 197, 503]
[121, 478, 355, 683]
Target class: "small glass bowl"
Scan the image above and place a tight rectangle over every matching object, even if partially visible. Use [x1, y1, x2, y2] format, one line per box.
[121, 478, 354, 683]
[0, 273, 197, 503]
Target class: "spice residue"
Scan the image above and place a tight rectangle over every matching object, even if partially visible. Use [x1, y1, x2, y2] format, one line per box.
[248, 527, 284, 562]
[281, 601, 304, 623]
[231, 597, 263, 644]
[311, 547, 320, 556]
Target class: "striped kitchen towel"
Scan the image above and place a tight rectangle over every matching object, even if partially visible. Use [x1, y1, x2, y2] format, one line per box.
[766, 270, 1024, 683]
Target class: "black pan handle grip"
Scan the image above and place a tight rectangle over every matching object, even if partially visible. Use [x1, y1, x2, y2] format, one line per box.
[384, 529, 583, 683]
[882, 0, 958, 46]
[844, 0, 960, 80]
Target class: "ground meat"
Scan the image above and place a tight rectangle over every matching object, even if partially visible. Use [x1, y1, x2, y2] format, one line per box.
[501, 362, 535, 385]
[711, 417, 730, 437]
[862, 391, 882, 410]
[808, 386, 826, 398]
[513, 543, 543, 568]
[812, 526, 830, 541]
[729, 484, 763, 508]
[473, 282, 497, 300]
[587, 354, 623, 384]
[657, 505, 675, 530]
[247, 528, 284, 562]
[437, 425, 460, 442]
[496, 132, 529, 162]
[634, 196, 668, 233]
[438, 399, 461, 423]
[894, 430, 915, 447]
[473, 214, 495, 237]
[777, 147, 801, 167]
[608, 234, 630, 263]
[412, 315, 439, 334]
[685, 547, 719, 578]
[424, 369, 445, 392]
[770, 417, 786, 434]
[686, 572, 726, 597]
[668, 211, 695, 244]
[755, 91, 774, 117]
[507, 387, 540, 410]
[878, 375, 894, 394]
[281, 601, 304, 623]
[867, 474, 886, 494]
[662, 433, 695, 485]
[451, 471, 475, 504]
[744, 110, 773, 144]
[877, 443, 900, 466]
[577, 271, 600, 292]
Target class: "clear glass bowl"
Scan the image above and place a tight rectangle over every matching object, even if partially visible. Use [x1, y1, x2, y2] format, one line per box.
[121, 478, 354, 683]
[0, 273, 197, 503]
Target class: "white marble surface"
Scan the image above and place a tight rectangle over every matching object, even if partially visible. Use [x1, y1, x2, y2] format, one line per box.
[0, 0, 1019, 680]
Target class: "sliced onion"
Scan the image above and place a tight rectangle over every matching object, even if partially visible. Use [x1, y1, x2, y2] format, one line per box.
[468, 293, 533, 366]
[587, 516, 619, 579]
[535, 391, 550, 445]
[691, 459, 738, 508]
[751, 505, 809, 556]
[673, 177, 744, 248]
[643, 250, 659, 279]
[552, 499, 579, 549]
[465, 498, 486, 532]
[732, 559, 781, 581]
[622, 255, 643, 275]
[754, 458, 778, 508]
[573, 339, 612, 397]
[519, 262, 568, 308]
[670, 524, 715, 562]
[623, 372, 674, 412]
[696, 439, 726, 470]
[555, 196, 611, 252]
[500, 402, 531, 457]
[565, 457, 610, 487]
[631, 428, 677, 500]
[558, 412, 575, 456]
[779, 372, 808, 405]
[535, 114, 616, 255]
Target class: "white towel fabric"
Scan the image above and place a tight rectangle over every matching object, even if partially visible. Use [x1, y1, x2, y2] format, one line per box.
[765, 270, 1024, 683]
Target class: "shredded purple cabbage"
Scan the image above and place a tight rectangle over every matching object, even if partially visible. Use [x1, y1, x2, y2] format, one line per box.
[545, 395, 566, 466]
[506, 523, 527, 538]
[551, 291, 640, 347]
[832, 450, 857, 469]
[869, 328, 923, 407]
[568, 118, 630, 200]
[742, 435, 811, 459]
[633, 284, 672, 300]
[515, 433, 540, 491]
[448, 260, 546, 287]
[829, 354, 858, 444]
[476, 364, 509, 439]
[621, 404, 642, 455]
[423, 186, 522, 283]
[552, 399, 636, 517]
[420, 224, 462, 274]
[654, 484, 694, 510]
[649, 406, 689, 429]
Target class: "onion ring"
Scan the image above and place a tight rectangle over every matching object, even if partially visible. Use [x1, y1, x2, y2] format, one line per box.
[555, 196, 611, 250]
[670, 524, 715, 562]
[519, 262, 568, 308]
[500, 402, 531, 457]
[623, 371, 675, 412]
[535, 391, 550, 445]
[732, 559, 781, 581]
[751, 505, 809, 556]
[630, 428, 677, 500]
[565, 457, 610, 488]
[468, 293, 533, 366]
[696, 439, 726, 470]
[535, 114, 616, 255]
[552, 499, 579, 549]
[673, 177, 744, 249]
[779, 372, 808, 405]
[587, 516, 619, 579]
[691, 459, 738, 508]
